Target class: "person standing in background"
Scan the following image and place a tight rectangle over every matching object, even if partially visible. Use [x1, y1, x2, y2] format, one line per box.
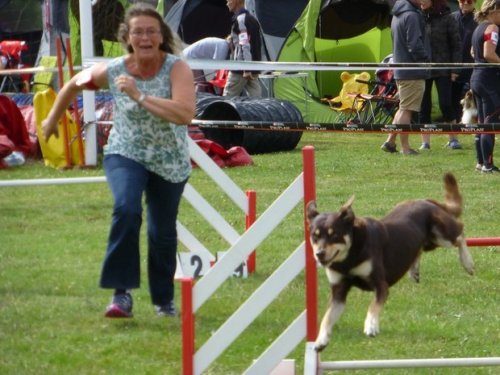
[470, 0, 500, 173]
[451, 0, 477, 123]
[42, 3, 196, 317]
[381, 0, 431, 155]
[418, 0, 463, 151]
[182, 36, 231, 84]
[223, 0, 262, 97]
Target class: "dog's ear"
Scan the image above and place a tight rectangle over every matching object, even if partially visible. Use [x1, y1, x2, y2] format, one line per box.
[340, 195, 355, 224]
[306, 200, 318, 223]
[341, 195, 355, 210]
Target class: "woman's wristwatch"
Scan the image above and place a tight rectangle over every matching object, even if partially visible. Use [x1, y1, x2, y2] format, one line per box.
[137, 92, 146, 106]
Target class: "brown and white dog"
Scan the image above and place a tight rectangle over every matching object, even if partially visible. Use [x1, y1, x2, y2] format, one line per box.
[306, 173, 474, 352]
[460, 90, 478, 125]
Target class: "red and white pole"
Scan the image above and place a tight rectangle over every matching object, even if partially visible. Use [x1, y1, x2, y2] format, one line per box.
[181, 277, 195, 375]
[246, 190, 257, 273]
[303, 145, 317, 342]
[466, 237, 500, 246]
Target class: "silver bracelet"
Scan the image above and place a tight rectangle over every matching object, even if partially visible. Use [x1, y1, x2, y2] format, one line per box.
[137, 92, 146, 106]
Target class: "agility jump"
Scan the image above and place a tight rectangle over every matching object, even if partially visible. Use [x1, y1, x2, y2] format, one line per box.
[178, 146, 500, 374]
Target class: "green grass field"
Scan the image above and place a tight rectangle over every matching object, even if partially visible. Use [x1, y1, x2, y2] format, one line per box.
[1, 132, 499, 374]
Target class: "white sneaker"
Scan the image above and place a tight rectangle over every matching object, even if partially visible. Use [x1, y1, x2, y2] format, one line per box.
[3, 151, 25, 167]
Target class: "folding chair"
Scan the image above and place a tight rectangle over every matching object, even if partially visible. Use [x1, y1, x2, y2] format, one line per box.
[321, 71, 371, 123]
[347, 70, 399, 125]
[346, 55, 399, 125]
[207, 69, 228, 95]
[0, 40, 30, 93]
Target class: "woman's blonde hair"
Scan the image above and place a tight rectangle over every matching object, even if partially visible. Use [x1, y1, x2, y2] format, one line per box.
[117, 2, 183, 55]
[475, 0, 500, 22]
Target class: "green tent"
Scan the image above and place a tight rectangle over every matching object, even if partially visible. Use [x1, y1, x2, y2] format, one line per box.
[273, 0, 394, 123]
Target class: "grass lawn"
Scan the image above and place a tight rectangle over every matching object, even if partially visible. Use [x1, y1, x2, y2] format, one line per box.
[1, 131, 499, 374]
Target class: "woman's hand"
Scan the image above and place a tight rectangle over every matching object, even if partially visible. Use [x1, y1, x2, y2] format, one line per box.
[129, 60, 195, 124]
[42, 118, 59, 142]
[114, 74, 141, 101]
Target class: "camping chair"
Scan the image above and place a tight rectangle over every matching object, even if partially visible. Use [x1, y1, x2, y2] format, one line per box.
[346, 56, 399, 125]
[321, 71, 371, 123]
[193, 69, 228, 95]
[0, 40, 30, 93]
[206, 69, 228, 95]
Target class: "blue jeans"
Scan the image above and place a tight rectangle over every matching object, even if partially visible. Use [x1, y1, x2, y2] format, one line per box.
[100, 154, 188, 306]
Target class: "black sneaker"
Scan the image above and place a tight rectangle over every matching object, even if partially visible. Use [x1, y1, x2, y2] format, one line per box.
[381, 142, 398, 153]
[155, 300, 177, 317]
[105, 292, 133, 318]
[481, 165, 500, 174]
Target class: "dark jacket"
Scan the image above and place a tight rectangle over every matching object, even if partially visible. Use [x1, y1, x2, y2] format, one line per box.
[391, 0, 431, 80]
[425, 7, 462, 77]
[452, 9, 477, 83]
[229, 8, 262, 74]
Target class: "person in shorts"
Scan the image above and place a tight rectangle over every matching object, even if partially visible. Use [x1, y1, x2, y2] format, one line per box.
[381, 0, 431, 155]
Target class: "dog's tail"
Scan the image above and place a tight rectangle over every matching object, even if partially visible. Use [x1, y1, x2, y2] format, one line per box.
[443, 173, 462, 217]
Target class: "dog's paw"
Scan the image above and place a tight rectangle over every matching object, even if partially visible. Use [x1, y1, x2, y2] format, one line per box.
[363, 314, 380, 337]
[409, 257, 421, 283]
[314, 332, 330, 352]
[313, 341, 328, 352]
[408, 268, 420, 283]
